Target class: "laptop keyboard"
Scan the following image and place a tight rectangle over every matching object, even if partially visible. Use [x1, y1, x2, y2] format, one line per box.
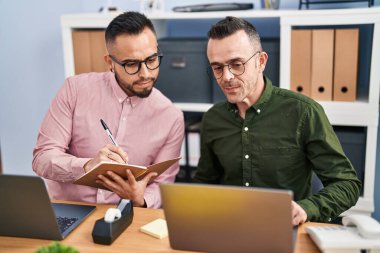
[56, 216, 78, 233]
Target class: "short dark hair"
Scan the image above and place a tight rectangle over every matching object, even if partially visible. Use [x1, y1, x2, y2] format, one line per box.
[105, 11, 156, 48]
[207, 16, 262, 50]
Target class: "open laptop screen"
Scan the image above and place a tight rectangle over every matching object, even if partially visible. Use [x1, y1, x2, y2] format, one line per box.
[160, 183, 294, 253]
[0, 175, 95, 240]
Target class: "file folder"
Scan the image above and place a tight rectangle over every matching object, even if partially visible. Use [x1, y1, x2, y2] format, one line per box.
[311, 29, 334, 101]
[90, 31, 108, 73]
[72, 31, 108, 74]
[72, 31, 92, 74]
[290, 29, 312, 97]
[333, 28, 359, 102]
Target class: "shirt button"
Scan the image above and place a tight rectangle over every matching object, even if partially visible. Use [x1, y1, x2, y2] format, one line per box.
[122, 117, 126, 121]
[257, 109, 261, 114]
[118, 98, 123, 103]
[245, 154, 249, 159]
[245, 182, 249, 187]
[244, 127, 248, 131]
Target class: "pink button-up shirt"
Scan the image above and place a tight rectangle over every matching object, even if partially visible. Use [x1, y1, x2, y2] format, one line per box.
[33, 72, 184, 208]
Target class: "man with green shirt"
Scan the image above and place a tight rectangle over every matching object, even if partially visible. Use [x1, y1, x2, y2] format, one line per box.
[193, 16, 361, 226]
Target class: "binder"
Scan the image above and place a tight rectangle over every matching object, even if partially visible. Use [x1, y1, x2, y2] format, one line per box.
[72, 31, 92, 74]
[310, 29, 334, 101]
[90, 31, 108, 73]
[333, 28, 359, 102]
[290, 29, 312, 97]
[72, 31, 108, 75]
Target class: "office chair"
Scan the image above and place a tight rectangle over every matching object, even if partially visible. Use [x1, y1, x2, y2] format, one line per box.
[312, 172, 324, 193]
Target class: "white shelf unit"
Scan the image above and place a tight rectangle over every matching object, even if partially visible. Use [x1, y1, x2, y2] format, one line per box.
[280, 9, 380, 216]
[61, 7, 380, 215]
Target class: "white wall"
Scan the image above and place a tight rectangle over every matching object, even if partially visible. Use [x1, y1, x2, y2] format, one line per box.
[0, 0, 82, 175]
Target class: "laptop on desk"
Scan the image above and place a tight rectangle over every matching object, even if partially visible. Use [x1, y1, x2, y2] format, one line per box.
[0, 175, 96, 240]
[160, 183, 297, 253]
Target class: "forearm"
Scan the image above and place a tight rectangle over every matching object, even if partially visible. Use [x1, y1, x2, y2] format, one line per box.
[303, 141, 362, 222]
[33, 147, 90, 181]
[298, 178, 361, 222]
[143, 182, 162, 208]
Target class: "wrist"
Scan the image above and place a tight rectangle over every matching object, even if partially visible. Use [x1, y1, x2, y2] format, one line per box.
[83, 159, 94, 173]
[133, 198, 147, 208]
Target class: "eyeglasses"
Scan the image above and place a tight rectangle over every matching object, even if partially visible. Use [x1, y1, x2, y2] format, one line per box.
[109, 51, 163, 75]
[210, 51, 261, 79]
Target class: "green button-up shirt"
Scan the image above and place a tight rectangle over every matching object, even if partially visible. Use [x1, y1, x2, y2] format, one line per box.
[194, 76, 361, 222]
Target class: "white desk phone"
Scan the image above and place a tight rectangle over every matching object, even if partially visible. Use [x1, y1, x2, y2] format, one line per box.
[306, 214, 380, 253]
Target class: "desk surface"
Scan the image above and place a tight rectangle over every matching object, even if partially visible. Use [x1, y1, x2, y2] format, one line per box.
[0, 203, 325, 253]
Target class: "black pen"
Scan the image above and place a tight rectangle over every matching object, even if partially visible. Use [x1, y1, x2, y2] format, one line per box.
[100, 119, 118, 147]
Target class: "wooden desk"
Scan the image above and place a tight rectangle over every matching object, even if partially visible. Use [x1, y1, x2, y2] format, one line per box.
[0, 203, 324, 253]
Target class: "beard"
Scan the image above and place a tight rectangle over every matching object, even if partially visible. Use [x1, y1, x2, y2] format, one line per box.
[115, 71, 156, 98]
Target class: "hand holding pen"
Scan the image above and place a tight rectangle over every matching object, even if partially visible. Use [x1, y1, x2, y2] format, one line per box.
[83, 119, 128, 172]
[100, 119, 128, 164]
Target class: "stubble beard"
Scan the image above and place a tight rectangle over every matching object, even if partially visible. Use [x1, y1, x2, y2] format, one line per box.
[115, 72, 156, 98]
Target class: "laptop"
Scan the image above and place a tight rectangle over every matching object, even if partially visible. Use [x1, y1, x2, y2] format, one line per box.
[160, 183, 297, 253]
[0, 175, 96, 240]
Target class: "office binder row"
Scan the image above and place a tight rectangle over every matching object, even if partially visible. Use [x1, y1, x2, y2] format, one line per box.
[290, 28, 359, 102]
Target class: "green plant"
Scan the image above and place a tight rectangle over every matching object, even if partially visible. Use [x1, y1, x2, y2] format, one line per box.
[35, 241, 79, 253]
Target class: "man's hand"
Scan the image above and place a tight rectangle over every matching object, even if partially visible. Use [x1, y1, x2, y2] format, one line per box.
[83, 144, 128, 172]
[291, 201, 307, 226]
[96, 169, 158, 207]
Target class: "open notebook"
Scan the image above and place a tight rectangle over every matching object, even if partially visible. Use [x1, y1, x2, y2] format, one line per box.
[74, 157, 181, 189]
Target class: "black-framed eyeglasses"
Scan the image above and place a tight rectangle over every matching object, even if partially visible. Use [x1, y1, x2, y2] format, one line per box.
[210, 51, 261, 79]
[109, 51, 163, 75]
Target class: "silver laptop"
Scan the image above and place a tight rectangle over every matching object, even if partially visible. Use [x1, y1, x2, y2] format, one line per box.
[0, 175, 96, 240]
[160, 183, 296, 253]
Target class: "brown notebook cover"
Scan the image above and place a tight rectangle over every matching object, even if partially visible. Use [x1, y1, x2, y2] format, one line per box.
[74, 157, 181, 189]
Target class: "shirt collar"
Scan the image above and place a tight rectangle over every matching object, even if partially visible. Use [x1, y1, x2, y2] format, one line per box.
[252, 75, 273, 110]
[226, 75, 273, 115]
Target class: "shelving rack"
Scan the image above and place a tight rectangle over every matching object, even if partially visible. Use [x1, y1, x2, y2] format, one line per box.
[61, 7, 380, 215]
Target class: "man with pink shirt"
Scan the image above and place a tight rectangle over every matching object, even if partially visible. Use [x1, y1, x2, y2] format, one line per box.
[33, 12, 184, 208]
